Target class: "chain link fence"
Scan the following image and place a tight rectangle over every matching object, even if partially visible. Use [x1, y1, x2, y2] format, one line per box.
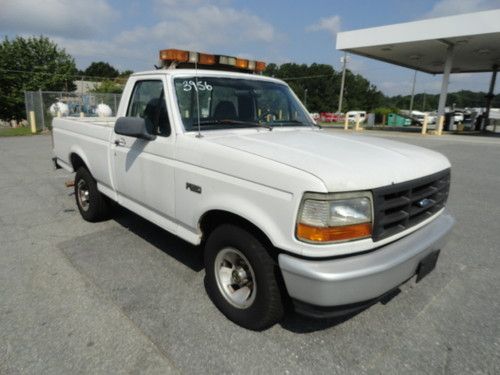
[24, 91, 122, 131]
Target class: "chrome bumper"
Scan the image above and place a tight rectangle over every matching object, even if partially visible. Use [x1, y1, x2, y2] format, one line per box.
[279, 209, 455, 308]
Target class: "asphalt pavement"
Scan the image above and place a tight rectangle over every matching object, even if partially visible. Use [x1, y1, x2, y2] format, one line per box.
[0, 130, 499, 374]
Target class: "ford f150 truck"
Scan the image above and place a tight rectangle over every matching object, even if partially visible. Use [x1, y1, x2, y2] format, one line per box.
[52, 49, 455, 330]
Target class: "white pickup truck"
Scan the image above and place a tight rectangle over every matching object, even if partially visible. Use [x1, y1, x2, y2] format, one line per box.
[52, 50, 454, 330]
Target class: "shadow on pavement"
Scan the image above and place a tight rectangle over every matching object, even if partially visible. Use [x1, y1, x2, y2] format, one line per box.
[279, 310, 362, 333]
[279, 287, 401, 333]
[112, 205, 204, 272]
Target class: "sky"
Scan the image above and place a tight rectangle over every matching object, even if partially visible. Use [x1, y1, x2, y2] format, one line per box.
[1, 0, 500, 96]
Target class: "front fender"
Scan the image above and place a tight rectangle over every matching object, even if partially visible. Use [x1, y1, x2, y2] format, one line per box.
[198, 191, 292, 248]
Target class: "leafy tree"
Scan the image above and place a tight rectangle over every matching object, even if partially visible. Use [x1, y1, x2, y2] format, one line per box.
[83, 61, 119, 79]
[383, 90, 499, 111]
[0, 36, 77, 119]
[119, 69, 134, 77]
[265, 63, 338, 112]
[342, 70, 384, 111]
[90, 80, 124, 94]
[263, 63, 383, 112]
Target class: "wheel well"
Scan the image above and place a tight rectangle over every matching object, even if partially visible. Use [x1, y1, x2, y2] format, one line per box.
[70, 153, 87, 172]
[199, 210, 277, 259]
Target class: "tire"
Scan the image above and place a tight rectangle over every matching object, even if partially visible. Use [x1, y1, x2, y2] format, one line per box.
[204, 224, 284, 330]
[74, 167, 111, 222]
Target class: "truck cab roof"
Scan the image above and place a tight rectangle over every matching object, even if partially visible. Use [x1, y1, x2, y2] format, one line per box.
[131, 69, 285, 84]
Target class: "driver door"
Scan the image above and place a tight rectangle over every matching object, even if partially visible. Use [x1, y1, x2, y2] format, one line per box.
[112, 77, 177, 232]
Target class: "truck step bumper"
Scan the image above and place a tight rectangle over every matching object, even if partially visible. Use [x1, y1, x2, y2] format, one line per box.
[278, 209, 455, 310]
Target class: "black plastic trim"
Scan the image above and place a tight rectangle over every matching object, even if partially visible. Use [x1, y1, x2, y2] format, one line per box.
[372, 168, 450, 242]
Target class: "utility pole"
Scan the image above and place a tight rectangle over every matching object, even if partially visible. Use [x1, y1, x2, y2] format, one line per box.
[338, 52, 348, 113]
[304, 88, 308, 108]
[408, 70, 417, 115]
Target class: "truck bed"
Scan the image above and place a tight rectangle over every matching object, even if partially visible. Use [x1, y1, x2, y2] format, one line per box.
[52, 117, 116, 191]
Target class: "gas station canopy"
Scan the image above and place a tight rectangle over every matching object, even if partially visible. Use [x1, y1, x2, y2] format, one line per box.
[336, 9, 500, 124]
[336, 9, 500, 74]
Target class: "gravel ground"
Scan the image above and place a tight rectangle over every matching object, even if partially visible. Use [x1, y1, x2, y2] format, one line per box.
[0, 131, 499, 374]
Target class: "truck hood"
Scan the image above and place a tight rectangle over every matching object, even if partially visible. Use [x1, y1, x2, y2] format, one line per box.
[206, 129, 450, 191]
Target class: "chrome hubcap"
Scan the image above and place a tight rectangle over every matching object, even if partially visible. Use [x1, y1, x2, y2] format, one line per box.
[214, 247, 256, 309]
[77, 179, 90, 211]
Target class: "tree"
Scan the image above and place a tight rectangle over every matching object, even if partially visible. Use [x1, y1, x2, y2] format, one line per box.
[383, 90, 499, 111]
[342, 70, 384, 111]
[0, 36, 77, 120]
[83, 61, 119, 79]
[90, 80, 124, 94]
[264, 63, 338, 112]
[263, 63, 383, 112]
[119, 69, 134, 77]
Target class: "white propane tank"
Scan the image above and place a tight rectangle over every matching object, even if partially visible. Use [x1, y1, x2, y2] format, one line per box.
[49, 102, 69, 116]
[96, 103, 112, 117]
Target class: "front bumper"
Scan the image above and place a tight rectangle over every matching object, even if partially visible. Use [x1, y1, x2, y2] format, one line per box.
[279, 209, 455, 315]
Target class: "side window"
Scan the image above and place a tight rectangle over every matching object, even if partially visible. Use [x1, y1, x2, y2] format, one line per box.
[127, 80, 171, 136]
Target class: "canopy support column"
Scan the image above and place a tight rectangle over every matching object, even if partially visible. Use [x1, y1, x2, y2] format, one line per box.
[484, 65, 498, 131]
[437, 44, 455, 118]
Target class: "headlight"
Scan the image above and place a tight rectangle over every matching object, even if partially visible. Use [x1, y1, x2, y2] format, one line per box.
[296, 192, 373, 243]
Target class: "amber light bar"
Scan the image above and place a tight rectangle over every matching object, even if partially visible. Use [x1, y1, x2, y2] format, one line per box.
[159, 48, 265, 72]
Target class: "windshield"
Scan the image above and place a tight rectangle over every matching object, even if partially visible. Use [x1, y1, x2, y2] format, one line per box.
[173, 76, 314, 131]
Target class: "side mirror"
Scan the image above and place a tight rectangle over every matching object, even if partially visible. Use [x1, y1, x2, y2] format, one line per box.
[114, 117, 156, 141]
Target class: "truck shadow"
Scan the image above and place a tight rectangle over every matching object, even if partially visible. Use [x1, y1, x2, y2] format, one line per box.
[112, 204, 204, 272]
[279, 311, 362, 333]
[279, 288, 401, 333]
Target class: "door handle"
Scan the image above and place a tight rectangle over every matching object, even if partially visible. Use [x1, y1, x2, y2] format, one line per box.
[114, 138, 126, 147]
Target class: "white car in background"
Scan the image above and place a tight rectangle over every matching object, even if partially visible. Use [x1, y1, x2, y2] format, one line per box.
[426, 112, 437, 124]
[453, 112, 464, 124]
[346, 110, 366, 123]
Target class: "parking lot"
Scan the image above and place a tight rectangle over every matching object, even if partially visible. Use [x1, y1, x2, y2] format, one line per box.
[1, 130, 499, 374]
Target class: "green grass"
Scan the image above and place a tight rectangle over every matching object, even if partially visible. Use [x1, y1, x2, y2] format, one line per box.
[0, 127, 36, 137]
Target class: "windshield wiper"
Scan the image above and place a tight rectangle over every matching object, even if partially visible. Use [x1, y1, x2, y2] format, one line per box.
[197, 119, 272, 131]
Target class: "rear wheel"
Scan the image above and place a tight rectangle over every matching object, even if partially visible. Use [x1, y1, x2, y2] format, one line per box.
[74, 167, 110, 222]
[204, 224, 284, 330]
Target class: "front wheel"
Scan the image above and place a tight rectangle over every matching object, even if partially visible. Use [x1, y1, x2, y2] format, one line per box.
[204, 224, 284, 330]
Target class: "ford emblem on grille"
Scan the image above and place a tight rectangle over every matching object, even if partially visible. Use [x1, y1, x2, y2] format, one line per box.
[417, 198, 432, 208]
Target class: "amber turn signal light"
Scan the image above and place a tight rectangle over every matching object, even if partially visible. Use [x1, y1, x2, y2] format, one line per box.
[296, 223, 372, 243]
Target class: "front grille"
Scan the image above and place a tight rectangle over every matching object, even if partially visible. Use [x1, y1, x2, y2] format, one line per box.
[372, 169, 450, 241]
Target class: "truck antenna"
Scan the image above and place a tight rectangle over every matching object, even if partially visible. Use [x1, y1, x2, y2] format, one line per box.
[194, 61, 202, 138]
